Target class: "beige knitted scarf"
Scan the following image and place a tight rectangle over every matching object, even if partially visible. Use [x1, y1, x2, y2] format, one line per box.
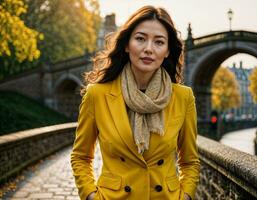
[121, 63, 172, 154]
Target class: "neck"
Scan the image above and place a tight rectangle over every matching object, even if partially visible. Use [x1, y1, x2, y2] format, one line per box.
[131, 69, 156, 90]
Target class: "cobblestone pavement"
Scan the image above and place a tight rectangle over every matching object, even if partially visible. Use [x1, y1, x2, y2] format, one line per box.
[2, 144, 103, 200]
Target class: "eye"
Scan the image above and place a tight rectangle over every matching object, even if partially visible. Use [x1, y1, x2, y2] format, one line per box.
[135, 36, 145, 42]
[155, 40, 165, 46]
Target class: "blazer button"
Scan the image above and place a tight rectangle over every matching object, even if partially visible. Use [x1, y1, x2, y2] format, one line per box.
[124, 186, 131, 192]
[157, 159, 164, 165]
[155, 185, 162, 192]
[120, 157, 125, 162]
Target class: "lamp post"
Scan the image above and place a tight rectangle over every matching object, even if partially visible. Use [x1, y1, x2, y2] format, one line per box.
[227, 8, 233, 31]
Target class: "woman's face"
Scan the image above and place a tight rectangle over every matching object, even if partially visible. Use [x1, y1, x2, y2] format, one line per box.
[126, 19, 169, 76]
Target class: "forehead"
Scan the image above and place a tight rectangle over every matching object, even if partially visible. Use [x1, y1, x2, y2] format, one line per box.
[132, 20, 168, 37]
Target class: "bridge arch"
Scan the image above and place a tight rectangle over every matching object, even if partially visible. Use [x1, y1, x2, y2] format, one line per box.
[54, 74, 82, 91]
[191, 42, 257, 87]
[185, 31, 257, 120]
[54, 74, 83, 120]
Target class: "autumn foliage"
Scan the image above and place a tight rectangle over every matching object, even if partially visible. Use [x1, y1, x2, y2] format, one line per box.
[211, 67, 241, 111]
[0, 0, 101, 76]
[22, 0, 101, 62]
[0, 0, 42, 62]
[248, 67, 257, 103]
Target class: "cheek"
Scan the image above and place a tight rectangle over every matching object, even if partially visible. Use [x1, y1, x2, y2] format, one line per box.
[128, 41, 142, 54]
[156, 49, 169, 60]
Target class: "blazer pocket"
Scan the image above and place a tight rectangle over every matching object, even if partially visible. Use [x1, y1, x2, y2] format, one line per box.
[166, 176, 180, 192]
[97, 173, 122, 190]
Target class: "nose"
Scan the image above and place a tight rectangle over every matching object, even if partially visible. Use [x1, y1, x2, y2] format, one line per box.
[144, 41, 153, 55]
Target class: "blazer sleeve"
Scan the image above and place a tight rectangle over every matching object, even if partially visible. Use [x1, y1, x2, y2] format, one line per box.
[71, 85, 98, 200]
[177, 87, 200, 200]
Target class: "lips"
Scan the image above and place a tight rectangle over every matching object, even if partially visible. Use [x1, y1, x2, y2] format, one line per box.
[141, 57, 154, 64]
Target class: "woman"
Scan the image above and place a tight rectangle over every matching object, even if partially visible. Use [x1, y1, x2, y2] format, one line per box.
[71, 5, 200, 200]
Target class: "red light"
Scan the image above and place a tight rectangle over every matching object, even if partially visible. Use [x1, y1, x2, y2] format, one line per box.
[211, 116, 217, 123]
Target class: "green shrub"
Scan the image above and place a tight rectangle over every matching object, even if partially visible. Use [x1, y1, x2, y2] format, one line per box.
[0, 91, 71, 135]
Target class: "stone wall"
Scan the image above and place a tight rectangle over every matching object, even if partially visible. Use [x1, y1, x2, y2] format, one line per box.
[1, 123, 257, 199]
[0, 69, 43, 101]
[196, 136, 257, 199]
[0, 123, 77, 184]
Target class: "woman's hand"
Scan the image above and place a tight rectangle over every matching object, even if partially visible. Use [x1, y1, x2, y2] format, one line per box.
[184, 192, 191, 200]
[87, 192, 96, 200]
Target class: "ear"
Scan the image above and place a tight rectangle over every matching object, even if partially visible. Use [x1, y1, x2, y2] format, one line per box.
[125, 46, 129, 53]
[165, 50, 169, 58]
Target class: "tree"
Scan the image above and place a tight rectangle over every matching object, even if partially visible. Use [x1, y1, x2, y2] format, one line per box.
[211, 67, 241, 112]
[0, 0, 42, 62]
[22, 0, 101, 63]
[248, 67, 257, 103]
[0, 0, 101, 79]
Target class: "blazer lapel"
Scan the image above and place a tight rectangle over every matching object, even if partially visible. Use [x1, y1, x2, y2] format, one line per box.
[105, 76, 146, 164]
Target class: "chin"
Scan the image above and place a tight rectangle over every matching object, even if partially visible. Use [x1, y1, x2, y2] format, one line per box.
[140, 63, 159, 70]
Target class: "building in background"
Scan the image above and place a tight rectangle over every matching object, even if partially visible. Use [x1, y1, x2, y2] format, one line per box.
[227, 61, 257, 120]
[97, 13, 117, 50]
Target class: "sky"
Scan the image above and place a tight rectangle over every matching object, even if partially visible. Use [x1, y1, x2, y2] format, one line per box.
[98, 0, 257, 68]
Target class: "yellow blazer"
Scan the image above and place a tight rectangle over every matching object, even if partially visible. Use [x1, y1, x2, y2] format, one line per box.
[71, 75, 200, 200]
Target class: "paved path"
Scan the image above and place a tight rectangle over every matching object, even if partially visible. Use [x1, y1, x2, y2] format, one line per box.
[2, 144, 103, 200]
[220, 127, 257, 155]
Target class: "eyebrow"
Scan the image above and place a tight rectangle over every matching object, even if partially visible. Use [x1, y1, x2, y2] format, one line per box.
[134, 32, 167, 40]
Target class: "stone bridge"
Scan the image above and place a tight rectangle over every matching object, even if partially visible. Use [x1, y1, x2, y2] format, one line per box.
[0, 30, 257, 123]
[0, 55, 91, 120]
[184, 29, 257, 120]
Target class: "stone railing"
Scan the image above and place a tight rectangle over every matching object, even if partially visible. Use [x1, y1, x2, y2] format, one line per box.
[0, 52, 92, 82]
[48, 54, 91, 73]
[1, 124, 257, 199]
[198, 120, 257, 141]
[196, 136, 257, 199]
[186, 30, 257, 49]
[0, 123, 77, 184]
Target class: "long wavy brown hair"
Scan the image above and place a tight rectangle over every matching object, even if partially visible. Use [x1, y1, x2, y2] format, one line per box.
[83, 5, 184, 89]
